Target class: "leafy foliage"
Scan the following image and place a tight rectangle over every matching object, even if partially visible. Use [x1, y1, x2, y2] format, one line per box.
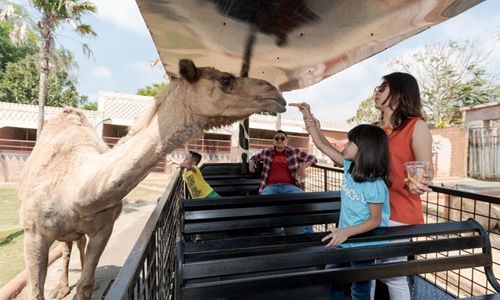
[82, 101, 97, 110]
[0, 1, 92, 108]
[137, 82, 167, 96]
[0, 12, 37, 74]
[390, 40, 496, 127]
[347, 96, 379, 124]
[0, 54, 87, 107]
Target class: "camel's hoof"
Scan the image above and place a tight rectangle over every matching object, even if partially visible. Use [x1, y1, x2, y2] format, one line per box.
[76, 283, 96, 300]
[49, 284, 71, 299]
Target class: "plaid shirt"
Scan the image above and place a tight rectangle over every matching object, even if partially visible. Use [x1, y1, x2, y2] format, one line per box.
[250, 146, 318, 192]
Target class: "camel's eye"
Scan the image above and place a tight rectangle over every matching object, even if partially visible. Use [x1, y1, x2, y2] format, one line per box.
[217, 75, 235, 91]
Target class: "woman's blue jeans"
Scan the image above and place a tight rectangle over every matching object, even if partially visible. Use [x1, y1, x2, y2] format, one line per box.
[326, 259, 374, 300]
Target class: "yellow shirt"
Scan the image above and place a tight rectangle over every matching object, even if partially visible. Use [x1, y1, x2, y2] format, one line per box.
[182, 165, 214, 199]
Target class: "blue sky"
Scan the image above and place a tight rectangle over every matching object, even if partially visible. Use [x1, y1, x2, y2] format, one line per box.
[29, 0, 500, 123]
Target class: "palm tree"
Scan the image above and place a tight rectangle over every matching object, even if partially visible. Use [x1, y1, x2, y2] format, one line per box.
[32, 0, 96, 138]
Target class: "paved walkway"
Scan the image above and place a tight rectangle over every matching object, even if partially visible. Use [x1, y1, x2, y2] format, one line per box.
[15, 173, 173, 299]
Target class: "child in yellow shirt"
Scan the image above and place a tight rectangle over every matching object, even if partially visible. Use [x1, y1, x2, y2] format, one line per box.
[180, 151, 220, 199]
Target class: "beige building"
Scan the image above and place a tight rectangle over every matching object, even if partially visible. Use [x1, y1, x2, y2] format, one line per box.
[0, 91, 351, 181]
[1, 92, 480, 182]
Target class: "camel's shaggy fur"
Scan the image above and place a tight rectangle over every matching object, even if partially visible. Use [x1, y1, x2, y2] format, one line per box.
[18, 59, 286, 299]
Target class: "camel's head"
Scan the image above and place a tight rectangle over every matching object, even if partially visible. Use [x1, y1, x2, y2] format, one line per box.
[174, 59, 286, 127]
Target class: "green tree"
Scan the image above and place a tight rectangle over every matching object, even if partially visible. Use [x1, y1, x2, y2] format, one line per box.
[0, 53, 87, 107]
[391, 40, 496, 127]
[82, 101, 97, 110]
[347, 96, 379, 124]
[0, 1, 33, 45]
[0, 4, 38, 74]
[29, 0, 97, 137]
[0, 24, 37, 74]
[137, 82, 167, 96]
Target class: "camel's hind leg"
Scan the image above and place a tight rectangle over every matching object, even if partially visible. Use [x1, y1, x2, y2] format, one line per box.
[49, 241, 73, 299]
[76, 226, 113, 300]
[24, 231, 51, 300]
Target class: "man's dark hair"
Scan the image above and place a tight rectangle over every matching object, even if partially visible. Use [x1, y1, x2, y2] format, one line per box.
[274, 130, 288, 137]
[189, 151, 202, 165]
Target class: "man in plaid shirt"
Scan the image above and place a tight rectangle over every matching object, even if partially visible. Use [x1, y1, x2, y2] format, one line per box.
[249, 130, 318, 193]
[249, 130, 317, 233]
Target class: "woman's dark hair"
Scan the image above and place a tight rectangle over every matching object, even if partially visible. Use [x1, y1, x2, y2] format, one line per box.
[189, 151, 202, 165]
[381, 72, 423, 129]
[348, 124, 391, 186]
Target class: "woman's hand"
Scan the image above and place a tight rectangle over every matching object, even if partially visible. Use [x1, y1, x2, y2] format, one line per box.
[405, 163, 434, 195]
[405, 176, 433, 194]
[322, 228, 349, 248]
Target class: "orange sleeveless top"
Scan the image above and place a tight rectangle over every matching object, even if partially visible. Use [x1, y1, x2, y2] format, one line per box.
[388, 117, 424, 224]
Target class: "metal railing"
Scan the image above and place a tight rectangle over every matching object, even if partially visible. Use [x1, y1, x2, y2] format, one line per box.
[302, 165, 500, 298]
[419, 186, 500, 297]
[107, 164, 500, 299]
[106, 170, 185, 299]
[0, 138, 36, 152]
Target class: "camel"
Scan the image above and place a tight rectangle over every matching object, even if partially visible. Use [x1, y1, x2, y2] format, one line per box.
[17, 59, 286, 299]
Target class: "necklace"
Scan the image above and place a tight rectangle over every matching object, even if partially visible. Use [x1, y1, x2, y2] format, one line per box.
[378, 120, 393, 136]
[383, 126, 393, 136]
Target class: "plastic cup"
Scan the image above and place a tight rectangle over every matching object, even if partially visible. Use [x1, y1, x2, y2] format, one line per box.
[404, 161, 431, 190]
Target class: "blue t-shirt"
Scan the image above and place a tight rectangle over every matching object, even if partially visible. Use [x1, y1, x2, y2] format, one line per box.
[339, 160, 390, 248]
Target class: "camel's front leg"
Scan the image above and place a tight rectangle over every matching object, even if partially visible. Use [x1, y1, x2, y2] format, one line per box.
[76, 226, 113, 300]
[24, 231, 51, 300]
[49, 241, 72, 299]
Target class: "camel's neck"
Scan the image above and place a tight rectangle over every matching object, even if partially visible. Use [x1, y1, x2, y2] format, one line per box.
[83, 83, 204, 205]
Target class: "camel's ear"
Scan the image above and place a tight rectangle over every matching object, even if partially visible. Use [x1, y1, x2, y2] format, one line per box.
[179, 59, 200, 83]
[167, 71, 179, 81]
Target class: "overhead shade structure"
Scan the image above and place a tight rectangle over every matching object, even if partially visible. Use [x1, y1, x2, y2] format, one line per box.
[136, 0, 483, 91]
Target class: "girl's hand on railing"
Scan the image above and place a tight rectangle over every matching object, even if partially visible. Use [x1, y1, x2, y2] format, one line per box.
[322, 228, 349, 248]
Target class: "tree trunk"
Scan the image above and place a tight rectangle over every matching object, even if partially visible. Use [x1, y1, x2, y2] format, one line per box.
[36, 13, 53, 139]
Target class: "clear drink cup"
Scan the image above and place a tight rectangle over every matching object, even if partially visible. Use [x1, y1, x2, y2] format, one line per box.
[404, 161, 432, 190]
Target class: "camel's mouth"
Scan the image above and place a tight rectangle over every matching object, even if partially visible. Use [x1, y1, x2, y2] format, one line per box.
[259, 96, 287, 113]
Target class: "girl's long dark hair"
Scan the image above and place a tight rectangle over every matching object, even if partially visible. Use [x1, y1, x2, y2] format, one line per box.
[381, 72, 423, 129]
[348, 124, 391, 186]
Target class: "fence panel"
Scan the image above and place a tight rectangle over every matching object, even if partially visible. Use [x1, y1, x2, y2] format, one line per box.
[469, 127, 500, 180]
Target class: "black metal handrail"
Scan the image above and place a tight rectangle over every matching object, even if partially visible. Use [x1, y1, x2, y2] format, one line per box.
[107, 164, 500, 299]
[305, 165, 500, 298]
[106, 170, 184, 299]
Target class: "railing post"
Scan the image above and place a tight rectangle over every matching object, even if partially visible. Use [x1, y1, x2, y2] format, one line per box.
[238, 28, 256, 175]
[324, 168, 328, 191]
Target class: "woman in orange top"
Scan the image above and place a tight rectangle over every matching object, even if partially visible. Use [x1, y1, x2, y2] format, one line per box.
[372, 72, 434, 299]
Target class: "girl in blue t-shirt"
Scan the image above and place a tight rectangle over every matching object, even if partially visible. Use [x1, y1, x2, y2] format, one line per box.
[294, 102, 391, 300]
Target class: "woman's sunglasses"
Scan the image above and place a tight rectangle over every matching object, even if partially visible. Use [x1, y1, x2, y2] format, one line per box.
[274, 136, 286, 141]
[373, 82, 388, 94]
